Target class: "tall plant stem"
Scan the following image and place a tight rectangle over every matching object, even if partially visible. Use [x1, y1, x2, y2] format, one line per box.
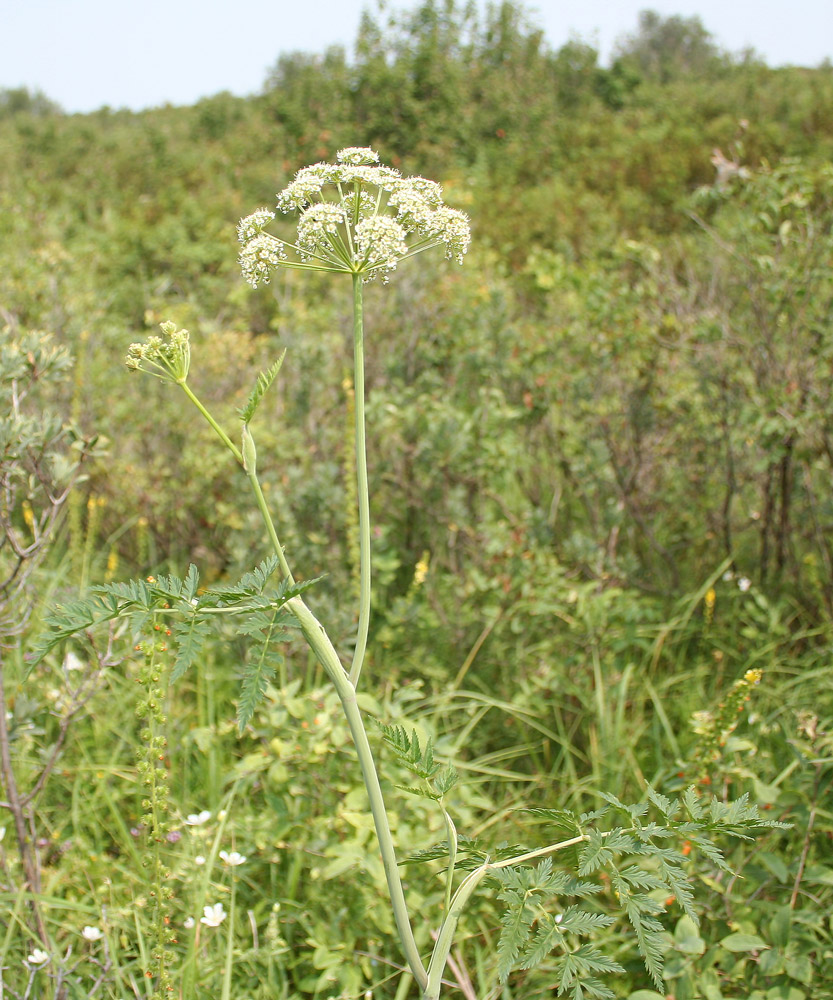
[248, 470, 295, 585]
[287, 596, 429, 991]
[349, 273, 372, 687]
[179, 382, 244, 466]
[177, 381, 295, 584]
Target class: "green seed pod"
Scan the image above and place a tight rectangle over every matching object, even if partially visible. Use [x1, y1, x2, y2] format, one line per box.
[242, 424, 257, 474]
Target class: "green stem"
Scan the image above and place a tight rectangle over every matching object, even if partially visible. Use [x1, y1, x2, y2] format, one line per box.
[248, 470, 295, 585]
[286, 596, 428, 991]
[179, 380, 296, 585]
[424, 865, 491, 1000]
[179, 381, 243, 466]
[349, 273, 372, 687]
[423, 832, 591, 1000]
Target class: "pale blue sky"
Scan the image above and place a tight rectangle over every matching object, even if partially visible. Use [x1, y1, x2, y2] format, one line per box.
[3, 0, 832, 114]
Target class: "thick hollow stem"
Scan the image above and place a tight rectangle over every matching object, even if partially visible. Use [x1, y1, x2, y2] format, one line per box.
[349, 273, 372, 687]
[286, 596, 428, 990]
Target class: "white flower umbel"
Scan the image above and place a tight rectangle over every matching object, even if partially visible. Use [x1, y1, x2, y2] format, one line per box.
[238, 147, 471, 286]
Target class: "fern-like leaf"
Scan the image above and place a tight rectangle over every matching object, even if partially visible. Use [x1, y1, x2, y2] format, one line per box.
[237, 611, 286, 733]
[239, 351, 286, 424]
[171, 617, 213, 682]
[377, 723, 440, 780]
[626, 898, 666, 991]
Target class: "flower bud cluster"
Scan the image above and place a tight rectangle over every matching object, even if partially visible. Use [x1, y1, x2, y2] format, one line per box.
[135, 635, 177, 999]
[125, 321, 190, 383]
[238, 146, 471, 286]
[691, 668, 763, 780]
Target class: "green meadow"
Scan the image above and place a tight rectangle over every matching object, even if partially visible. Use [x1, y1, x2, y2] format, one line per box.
[1, 5, 832, 998]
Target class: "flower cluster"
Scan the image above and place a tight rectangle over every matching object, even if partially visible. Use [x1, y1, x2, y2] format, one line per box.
[238, 147, 471, 286]
[691, 668, 764, 780]
[126, 321, 190, 382]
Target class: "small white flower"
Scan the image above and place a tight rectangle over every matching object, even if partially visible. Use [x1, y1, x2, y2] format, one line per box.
[82, 925, 103, 942]
[297, 203, 347, 254]
[239, 233, 287, 287]
[738, 577, 751, 592]
[200, 903, 227, 927]
[184, 917, 195, 929]
[722, 570, 734, 581]
[26, 949, 49, 966]
[63, 650, 84, 672]
[0, 826, 5, 843]
[554, 913, 564, 924]
[337, 146, 379, 166]
[219, 850, 247, 867]
[354, 216, 408, 275]
[237, 208, 276, 244]
[184, 810, 211, 826]
[194, 855, 206, 866]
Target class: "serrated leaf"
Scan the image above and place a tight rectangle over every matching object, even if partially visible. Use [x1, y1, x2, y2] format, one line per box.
[627, 902, 666, 991]
[497, 890, 536, 981]
[171, 617, 213, 682]
[183, 563, 200, 602]
[239, 351, 286, 424]
[433, 764, 458, 797]
[237, 611, 285, 733]
[559, 907, 616, 935]
[525, 807, 582, 837]
[682, 786, 704, 820]
[646, 786, 678, 821]
[395, 784, 440, 800]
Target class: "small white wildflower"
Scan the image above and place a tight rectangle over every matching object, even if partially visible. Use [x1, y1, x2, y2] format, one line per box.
[217, 809, 227, 820]
[424, 205, 471, 263]
[722, 571, 734, 581]
[82, 925, 103, 942]
[239, 233, 287, 287]
[194, 855, 206, 866]
[355, 216, 408, 275]
[297, 203, 347, 254]
[219, 850, 247, 867]
[738, 577, 751, 592]
[184, 810, 211, 826]
[184, 917, 195, 929]
[26, 949, 49, 967]
[0, 826, 5, 843]
[200, 903, 227, 927]
[63, 650, 84, 672]
[237, 208, 275, 244]
[336, 146, 379, 165]
[276, 166, 330, 212]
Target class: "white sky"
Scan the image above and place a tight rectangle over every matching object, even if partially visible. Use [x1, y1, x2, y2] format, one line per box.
[3, 0, 832, 115]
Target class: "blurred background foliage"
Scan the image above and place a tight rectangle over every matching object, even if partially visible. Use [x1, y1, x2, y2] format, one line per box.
[2, 3, 833, 997]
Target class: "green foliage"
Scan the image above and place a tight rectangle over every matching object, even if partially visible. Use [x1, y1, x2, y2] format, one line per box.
[238, 351, 287, 425]
[490, 790, 785, 996]
[2, 4, 833, 997]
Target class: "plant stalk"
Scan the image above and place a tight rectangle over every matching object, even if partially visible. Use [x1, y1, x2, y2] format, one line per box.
[350, 273, 372, 687]
[286, 596, 428, 990]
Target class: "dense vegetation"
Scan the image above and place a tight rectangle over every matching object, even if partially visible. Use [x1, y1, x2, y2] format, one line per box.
[1, 3, 832, 998]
